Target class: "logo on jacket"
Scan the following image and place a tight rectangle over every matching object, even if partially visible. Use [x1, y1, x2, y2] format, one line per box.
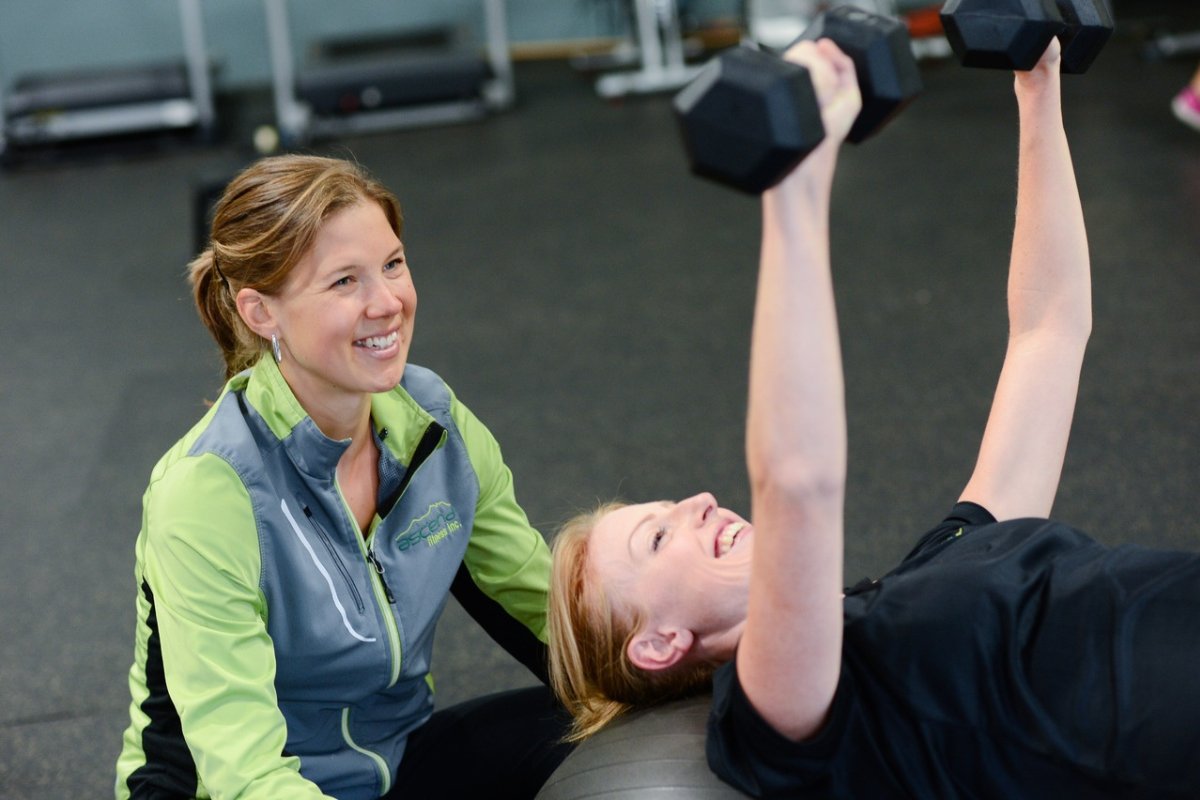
[396, 501, 462, 551]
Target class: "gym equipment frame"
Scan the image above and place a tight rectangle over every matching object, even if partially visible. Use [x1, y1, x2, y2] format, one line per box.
[264, 0, 515, 146]
[1, 0, 214, 159]
[594, 0, 704, 98]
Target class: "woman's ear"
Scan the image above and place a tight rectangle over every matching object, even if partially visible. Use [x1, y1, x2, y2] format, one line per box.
[236, 287, 276, 339]
[627, 626, 694, 672]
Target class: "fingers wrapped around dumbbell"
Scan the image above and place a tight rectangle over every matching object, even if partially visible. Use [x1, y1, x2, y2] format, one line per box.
[783, 39, 863, 147]
[673, 47, 827, 195]
[1015, 36, 1061, 89]
[795, 6, 922, 143]
[671, 6, 921, 195]
[939, 0, 1112, 73]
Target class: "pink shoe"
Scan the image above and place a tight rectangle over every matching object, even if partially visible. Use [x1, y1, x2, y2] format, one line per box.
[1172, 85, 1200, 132]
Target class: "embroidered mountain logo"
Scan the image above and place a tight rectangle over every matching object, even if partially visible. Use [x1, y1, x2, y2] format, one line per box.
[396, 501, 462, 551]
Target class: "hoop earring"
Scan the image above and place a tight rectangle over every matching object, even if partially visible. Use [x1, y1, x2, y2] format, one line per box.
[271, 334, 283, 364]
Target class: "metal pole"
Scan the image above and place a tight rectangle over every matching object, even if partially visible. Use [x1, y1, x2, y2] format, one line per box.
[595, 0, 701, 98]
[481, 0, 514, 109]
[658, 0, 686, 73]
[263, 0, 308, 143]
[179, 0, 215, 132]
[634, 0, 665, 80]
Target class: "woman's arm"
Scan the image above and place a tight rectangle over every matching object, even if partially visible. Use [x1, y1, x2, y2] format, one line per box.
[142, 458, 330, 799]
[959, 39, 1092, 521]
[736, 40, 860, 743]
[450, 391, 554, 684]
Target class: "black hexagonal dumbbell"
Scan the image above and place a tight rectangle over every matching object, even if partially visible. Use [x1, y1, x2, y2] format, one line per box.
[673, 6, 923, 195]
[1055, 0, 1114, 73]
[939, 0, 1113, 74]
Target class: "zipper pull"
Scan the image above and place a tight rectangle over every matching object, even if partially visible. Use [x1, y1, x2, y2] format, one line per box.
[367, 550, 396, 604]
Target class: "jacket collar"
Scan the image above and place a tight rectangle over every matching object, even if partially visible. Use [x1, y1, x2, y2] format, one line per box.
[240, 355, 437, 476]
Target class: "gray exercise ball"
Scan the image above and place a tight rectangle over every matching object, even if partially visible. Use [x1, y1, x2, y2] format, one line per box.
[536, 695, 750, 799]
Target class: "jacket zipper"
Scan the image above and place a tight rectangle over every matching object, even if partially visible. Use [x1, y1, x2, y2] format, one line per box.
[339, 491, 403, 688]
[378, 422, 445, 517]
[365, 549, 395, 604]
[366, 420, 445, 611]
[334, 422, 447, 689]
[333, 421, 447, 787]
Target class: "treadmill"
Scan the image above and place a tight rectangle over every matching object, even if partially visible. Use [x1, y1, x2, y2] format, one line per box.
[264, 0, 514, 147]
[0, 0, 214, 163]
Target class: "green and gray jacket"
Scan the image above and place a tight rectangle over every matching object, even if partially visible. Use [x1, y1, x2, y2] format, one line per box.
[116, 357, 552, 799]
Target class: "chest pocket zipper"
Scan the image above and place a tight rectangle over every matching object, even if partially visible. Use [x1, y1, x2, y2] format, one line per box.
[278, 498, 376, 644]
[305, 505, 365, 613]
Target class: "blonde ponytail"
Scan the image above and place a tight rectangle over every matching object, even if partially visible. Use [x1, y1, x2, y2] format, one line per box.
[188, 249, 258, 380]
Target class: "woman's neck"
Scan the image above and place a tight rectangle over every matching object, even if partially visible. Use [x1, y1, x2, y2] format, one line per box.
[297, 387, 373, 444]
[337, 418, 382, 535]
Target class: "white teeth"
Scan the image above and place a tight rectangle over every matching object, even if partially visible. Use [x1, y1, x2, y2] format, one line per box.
[716, 522, 747, 557]
[357, 332, 398, 350]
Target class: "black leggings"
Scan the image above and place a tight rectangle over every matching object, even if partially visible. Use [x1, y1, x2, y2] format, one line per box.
[386, 685, 574, 799]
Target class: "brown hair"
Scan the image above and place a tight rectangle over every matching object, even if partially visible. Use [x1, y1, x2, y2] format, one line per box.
[547, 503, 720, 742]
[189, 154, 403, 380]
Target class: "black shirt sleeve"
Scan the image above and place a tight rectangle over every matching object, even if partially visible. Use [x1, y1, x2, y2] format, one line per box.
[706, 503, 1001, 798]
[707, 660, 856, 797]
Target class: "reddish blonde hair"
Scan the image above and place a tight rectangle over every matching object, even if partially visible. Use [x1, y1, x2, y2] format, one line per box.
[189, 155, 402, 380]
[547, 503, 719, 741]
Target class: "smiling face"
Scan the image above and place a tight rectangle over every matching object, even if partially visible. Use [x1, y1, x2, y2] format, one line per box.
[251, 199, 416, 428]
[586, 493, 754, 670]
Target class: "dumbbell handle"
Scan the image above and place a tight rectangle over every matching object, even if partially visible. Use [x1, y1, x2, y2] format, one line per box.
[673, 7, 921, 194]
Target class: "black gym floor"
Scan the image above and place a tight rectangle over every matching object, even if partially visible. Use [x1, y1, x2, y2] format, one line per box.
[5, 6, 1200, 795]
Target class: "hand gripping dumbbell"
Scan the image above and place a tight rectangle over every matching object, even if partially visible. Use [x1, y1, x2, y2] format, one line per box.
[939, 0, 1114, 74]
[673, 6, 922, 195]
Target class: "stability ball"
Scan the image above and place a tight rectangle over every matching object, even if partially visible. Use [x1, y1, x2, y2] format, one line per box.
[536, 695, 749, 799]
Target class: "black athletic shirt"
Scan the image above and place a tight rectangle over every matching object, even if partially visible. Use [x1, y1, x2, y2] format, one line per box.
[707, 502, 1200, 798]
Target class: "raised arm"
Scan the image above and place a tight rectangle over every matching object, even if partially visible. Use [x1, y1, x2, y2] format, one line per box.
[736, 40, 860, 743]
[959, 39, 1092, 521]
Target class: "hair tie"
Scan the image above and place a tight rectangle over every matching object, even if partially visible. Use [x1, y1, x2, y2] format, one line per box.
[212, 254, 231, 291]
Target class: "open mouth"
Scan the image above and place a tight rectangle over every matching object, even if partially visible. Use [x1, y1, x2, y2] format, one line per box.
[355, 331, 399, 350]
[715, 522, 747, 558]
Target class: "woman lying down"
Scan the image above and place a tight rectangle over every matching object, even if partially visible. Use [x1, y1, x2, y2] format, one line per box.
[547, 38, 1200, 799]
